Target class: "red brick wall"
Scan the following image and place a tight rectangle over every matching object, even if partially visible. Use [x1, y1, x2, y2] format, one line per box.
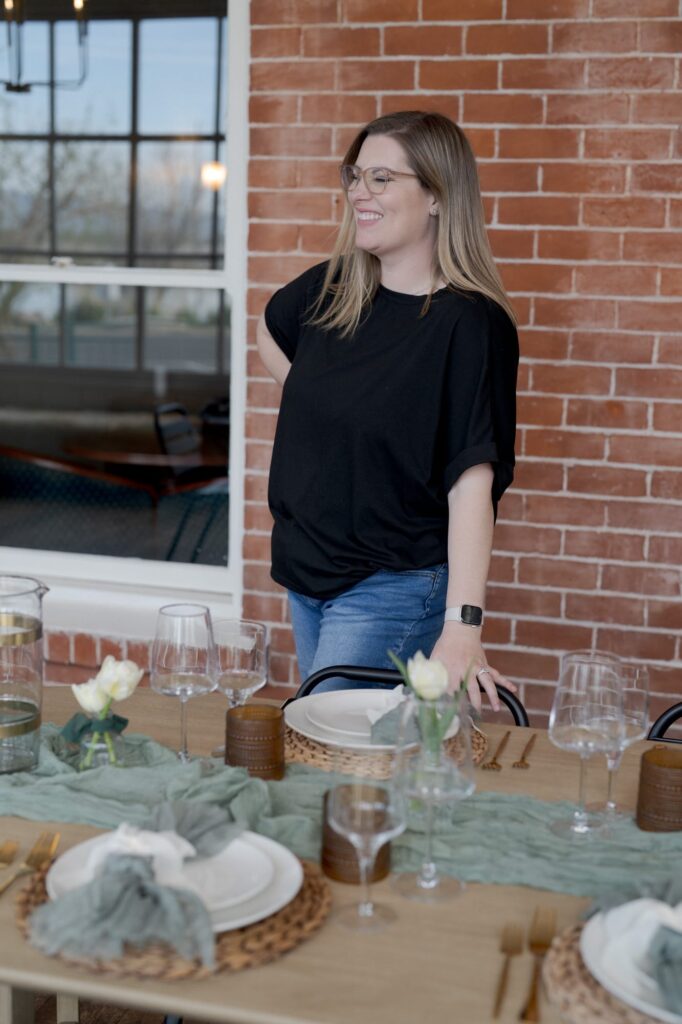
[245, 0, 682, 724]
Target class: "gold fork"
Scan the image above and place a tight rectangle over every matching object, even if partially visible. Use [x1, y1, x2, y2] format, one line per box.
[481, 730, 511, 771]
[513, 733, 537, 770]
[0, 832, 60, 897]
[0, 840, 19, 869]
[519, 906, 557, 1022]
[493, 921, 524, 1018]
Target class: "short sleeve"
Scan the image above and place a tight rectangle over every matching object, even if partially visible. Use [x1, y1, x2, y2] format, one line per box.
[264, 262, 328, 363]
[442, 296, 519, 514]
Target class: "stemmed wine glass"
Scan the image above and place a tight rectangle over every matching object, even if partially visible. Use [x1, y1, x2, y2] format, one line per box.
[210, 619, 267, 758]
[327, 773, 406, 930]
[150, 603, 217, 763]
[548, 653, 624, 839]
[392, 692, 475, 901]
[588, 664, 649, 823]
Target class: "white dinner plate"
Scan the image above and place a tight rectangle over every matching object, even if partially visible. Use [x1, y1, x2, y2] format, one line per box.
[286, 690, 402, 750]
[305, 689, 401, 738]
[580, 913, 682, 1024]
[47, 830, 277, 917]
[210, 833, 303, 933]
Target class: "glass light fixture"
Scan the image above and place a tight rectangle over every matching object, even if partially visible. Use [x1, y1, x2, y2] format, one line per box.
[201, 160, 227, 190]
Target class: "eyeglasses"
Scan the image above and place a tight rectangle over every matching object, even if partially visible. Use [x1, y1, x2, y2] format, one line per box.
[339, 164, 420, 195]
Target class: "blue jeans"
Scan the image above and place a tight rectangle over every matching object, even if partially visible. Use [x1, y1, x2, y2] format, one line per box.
[288, 564, 448, 693]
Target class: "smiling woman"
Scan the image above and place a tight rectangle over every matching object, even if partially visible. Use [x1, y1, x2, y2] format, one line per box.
[257, 110, 519, 712]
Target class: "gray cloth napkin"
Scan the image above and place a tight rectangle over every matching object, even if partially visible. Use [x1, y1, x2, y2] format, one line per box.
[147, 800, 243, 856]
[29, 854, 215, 967]
[649, 924, 682, 1014]
[370, 705, 417, 746]
[27, 799, 243, 967]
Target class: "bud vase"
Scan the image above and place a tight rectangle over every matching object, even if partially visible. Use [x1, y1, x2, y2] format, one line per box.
[79, 722, 125, 770]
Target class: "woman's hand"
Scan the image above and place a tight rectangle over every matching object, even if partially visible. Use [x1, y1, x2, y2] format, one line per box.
[430, 621, 516, 713]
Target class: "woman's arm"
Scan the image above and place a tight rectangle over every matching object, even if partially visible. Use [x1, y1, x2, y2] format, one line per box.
[430, 462, 516, 712]
[256, 313, 291, 386]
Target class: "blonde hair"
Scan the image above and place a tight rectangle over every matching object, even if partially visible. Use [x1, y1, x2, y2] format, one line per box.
[309, 110, 516, 335]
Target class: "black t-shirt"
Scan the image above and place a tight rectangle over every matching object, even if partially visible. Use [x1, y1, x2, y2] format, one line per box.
[265, 261, 519, 600]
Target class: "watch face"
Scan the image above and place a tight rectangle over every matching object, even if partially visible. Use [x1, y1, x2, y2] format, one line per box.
[461, 605, 483, 626]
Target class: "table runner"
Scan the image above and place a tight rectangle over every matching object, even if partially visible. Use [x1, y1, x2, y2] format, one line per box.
[0, 726, 681, 899]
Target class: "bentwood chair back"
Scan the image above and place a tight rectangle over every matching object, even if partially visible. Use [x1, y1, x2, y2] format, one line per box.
[289, 665, 530, 727]
[648, 702, 682, 744]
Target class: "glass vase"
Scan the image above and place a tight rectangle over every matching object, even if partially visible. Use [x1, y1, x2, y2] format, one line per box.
[392, 692, 475, 902]
[79, 723, 125, 770]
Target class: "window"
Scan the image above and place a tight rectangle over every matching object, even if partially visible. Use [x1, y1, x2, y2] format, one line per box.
[0, 0, 248, 632]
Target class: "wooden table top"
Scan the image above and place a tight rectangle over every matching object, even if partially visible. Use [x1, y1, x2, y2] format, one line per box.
[0, 685, 654, 1024]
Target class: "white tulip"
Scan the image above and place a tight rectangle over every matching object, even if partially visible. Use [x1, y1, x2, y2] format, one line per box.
[407, 651, 449, 701]
[71, 677, 109, 715]
[95, 656, 144, 701]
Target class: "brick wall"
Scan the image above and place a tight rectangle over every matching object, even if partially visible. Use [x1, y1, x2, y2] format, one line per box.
[245, 0, 682, 724]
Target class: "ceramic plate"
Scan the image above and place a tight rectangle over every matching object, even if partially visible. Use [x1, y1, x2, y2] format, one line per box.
[285, 691, 401, 750]
[580, 913, 682, 1024]
[209, 833, 303, 933]
[47, 830, 276, 916]
[305, 689, 401, 738]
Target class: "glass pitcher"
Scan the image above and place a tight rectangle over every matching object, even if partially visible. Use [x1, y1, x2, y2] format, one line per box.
[0, 576, 48, 772]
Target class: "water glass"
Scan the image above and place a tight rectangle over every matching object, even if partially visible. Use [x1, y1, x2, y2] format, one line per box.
[392, 692, 475, 901]
[211, 619, 267, 757]
[327, 775, 405, 930]
[150, 603, 217, 763]
[549, 653, 623, 839]
[591, 664, 649, 822]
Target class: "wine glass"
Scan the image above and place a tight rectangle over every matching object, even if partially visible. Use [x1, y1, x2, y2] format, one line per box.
[211, 619, 267, 758]
[327, 774, 406, 930]
[589, 664, 649, 823]
[392, 692, 475, 901]
[548, 654, 624, 839]
[150, 603, 217, 763]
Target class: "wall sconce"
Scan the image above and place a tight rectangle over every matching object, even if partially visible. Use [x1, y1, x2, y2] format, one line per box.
[201, 161, 227, 191]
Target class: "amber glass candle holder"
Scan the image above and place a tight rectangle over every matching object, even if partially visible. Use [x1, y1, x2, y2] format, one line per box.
[225, 705, 285, 780]
[636, 746, 682, 832]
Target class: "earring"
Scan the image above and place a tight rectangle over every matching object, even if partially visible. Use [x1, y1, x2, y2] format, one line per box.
[430, 207, 439, 216]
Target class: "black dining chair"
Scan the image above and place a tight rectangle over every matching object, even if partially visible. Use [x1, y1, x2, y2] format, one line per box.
[286, 664, 530, 727]
[648, 702, 682, 744]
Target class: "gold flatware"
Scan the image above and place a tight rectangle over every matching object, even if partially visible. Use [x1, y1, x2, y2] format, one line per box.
[493, 921, 524, 1018]
[481, 730, 511, 771]
[0, 840, 18, 869]
[0, 831, 60, 897]
[513, 733, 537, 770]
[519, 906, 557, 1022]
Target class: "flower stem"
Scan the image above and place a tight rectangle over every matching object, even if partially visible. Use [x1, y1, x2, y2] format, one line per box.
[103, 730, 117, 764]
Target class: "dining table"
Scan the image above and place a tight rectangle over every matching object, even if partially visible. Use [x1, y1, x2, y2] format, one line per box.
[0, 684, 662, 1024]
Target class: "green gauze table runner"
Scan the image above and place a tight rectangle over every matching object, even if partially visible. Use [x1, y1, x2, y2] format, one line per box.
[0, 725, 680, 899]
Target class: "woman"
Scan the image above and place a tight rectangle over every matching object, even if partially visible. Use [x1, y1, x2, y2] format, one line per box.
[257, 111, 519, 711]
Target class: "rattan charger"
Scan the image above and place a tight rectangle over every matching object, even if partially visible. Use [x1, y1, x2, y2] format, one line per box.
[285, 722, 488, 778]
[16, 860, 331, 981]
[542, 923, 661, 1024]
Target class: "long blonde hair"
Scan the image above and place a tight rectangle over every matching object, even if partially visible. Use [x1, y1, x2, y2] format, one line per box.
[309, 110, 516, 335]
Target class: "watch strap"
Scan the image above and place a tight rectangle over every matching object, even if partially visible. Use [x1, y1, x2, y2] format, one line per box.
[444, 604, 483, 627]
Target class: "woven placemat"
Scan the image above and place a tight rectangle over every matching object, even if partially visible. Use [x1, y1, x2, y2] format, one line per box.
[542, 924, 661, 1024]
[16, 860, 331, 981]
[285, 724, 488, 778]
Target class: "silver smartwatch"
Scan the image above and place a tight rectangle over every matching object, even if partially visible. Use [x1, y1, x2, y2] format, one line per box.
[444, 605, 483, 627]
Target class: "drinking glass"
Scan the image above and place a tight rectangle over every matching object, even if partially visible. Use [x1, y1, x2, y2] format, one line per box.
[392, 692, 475, 901]
[150, 603, 217, 763]
[211, 619, 267, 758]
[589, 664, 649, 822]
[548, 654, 624, 839]
[327, 775, 406, 930]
